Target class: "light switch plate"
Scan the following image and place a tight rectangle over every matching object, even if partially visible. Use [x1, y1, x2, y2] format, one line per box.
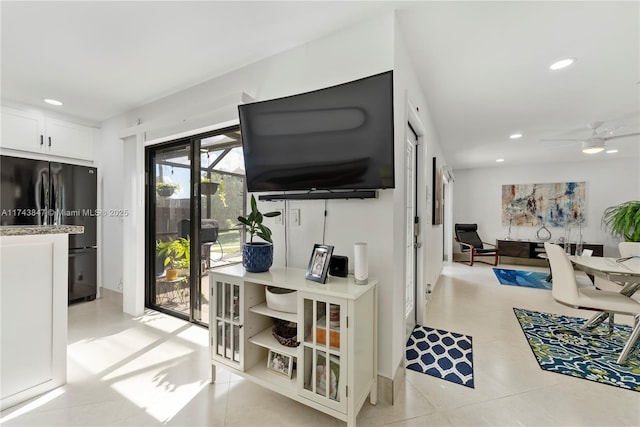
[291, 209, 300, 226]
[275, 209, 284, 225]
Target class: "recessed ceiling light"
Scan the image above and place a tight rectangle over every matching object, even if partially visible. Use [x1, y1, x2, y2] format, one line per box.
[509, 133, 523, 139]
[44, 98, 63, 106]
[606, 149, 619, 154]
[549, 58, 576, 70]
[496, 158, 505, 162]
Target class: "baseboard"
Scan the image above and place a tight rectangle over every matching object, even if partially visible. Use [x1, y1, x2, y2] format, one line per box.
[376, 361, 405, 405]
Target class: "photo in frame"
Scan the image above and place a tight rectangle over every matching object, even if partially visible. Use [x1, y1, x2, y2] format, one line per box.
[305, 244, 334, 284]
[431, 157, 444, 225]
[267, 349, 293, 378]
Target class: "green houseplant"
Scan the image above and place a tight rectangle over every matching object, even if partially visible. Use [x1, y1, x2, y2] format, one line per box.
[237, 195, 281, 272]
[602, 200, 640, 242]
[156, 237, 190, 280]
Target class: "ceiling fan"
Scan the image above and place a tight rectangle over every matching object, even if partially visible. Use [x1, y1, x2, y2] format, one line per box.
[541, 121, 640, 154]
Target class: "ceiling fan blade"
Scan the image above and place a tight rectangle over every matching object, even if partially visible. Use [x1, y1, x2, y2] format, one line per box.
[604, 132, 640, 141]
[539, 138, 583, 142]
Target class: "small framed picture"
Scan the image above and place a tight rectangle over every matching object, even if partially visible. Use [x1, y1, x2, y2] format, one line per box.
[305, 244, 334, 284]
[267, 349, 293, 378]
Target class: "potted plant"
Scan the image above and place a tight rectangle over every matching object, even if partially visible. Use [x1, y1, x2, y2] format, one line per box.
[602, 200, 640, 242]
[200, 177, 219, 195]
[157, 237, 189, 280]
[156, 181, 180, 197]
[237, 195, 282, 272]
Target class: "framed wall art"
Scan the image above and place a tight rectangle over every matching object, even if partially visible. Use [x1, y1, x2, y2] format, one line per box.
[502, 181, 585, 227]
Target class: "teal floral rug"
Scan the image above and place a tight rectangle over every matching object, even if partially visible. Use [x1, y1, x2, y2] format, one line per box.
[514, 308, 640, 391]
[493, 268, 551, 289]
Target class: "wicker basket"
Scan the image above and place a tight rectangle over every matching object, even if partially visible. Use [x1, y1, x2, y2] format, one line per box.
[272, 318, 299, 347]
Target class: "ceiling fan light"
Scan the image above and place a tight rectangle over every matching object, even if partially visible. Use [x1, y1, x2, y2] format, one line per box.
[582, 139, 605, 154]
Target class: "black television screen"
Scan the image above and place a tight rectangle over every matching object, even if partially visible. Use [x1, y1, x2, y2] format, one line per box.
[238, 71, 394, 192]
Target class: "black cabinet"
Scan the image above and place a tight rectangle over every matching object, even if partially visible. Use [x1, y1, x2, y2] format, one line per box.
[497, 240, 603, 259]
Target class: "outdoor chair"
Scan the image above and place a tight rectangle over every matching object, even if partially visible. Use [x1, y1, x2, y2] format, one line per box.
[454, 223, 499, 266]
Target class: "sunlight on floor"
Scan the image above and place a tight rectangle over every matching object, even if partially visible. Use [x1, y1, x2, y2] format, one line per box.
[67, 309, 211, 423]
[0, 388, 65, 424]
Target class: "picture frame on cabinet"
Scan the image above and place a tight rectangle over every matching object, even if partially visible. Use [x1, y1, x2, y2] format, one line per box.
[267, 349, 293, 378]
[305, 244, 334, 284]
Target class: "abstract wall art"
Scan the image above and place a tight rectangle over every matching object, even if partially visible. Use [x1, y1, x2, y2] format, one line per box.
[502, 182, 585, 227]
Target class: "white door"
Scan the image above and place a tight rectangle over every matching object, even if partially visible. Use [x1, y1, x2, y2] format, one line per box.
[405, 125, 418, 339]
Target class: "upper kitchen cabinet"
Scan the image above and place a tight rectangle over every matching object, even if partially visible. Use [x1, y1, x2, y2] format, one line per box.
[1, 106, 95, 162]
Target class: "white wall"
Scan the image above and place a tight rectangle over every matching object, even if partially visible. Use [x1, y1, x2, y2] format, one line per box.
[452, 157, 640, 256]
[391, 19, 448, 375]
[106, 12, 409, 378]
[94, 116, 126, 292]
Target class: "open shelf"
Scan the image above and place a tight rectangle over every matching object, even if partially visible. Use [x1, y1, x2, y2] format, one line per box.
[244, 360, 298, 396]
[249, 327, 299, 357]
[249, 302, 297, 323]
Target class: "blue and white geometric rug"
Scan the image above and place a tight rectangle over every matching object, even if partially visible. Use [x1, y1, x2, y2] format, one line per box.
[406, 325, 474, 388]
[514, 307, 640, 392]
[493, 268, 552, 290]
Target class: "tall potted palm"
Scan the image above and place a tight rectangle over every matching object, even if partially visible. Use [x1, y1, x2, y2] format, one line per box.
[237, 195, 281, 272]
[602, 200, 640, 242]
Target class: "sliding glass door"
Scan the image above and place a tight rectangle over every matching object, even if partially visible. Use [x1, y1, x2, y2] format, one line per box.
[146, 127, 244, 326]
[147, 140, 194, 319]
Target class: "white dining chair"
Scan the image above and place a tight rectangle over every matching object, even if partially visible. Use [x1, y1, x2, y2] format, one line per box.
[619, 242, 640, 258]
[545, 243, 640, 365]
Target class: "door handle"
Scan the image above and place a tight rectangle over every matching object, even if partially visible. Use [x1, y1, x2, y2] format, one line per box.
[48, 136, 52, 147]
[40, 135, 44, 146]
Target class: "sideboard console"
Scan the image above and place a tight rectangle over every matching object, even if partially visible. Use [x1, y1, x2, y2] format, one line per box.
[209, 264, 378, 427]
[497, 239, 604, 260]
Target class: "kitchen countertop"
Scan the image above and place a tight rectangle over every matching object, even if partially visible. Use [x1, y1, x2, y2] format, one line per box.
[0, 225, 84, 236]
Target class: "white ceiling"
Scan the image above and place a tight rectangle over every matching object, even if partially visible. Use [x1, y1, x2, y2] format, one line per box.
[2, 1, 639, 170]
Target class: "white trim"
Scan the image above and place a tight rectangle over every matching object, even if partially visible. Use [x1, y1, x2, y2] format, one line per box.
[404, 98, 427, 326]
[144, 119, 239, 147]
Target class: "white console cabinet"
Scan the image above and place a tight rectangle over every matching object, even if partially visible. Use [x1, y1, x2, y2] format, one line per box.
[209, 265, 377, 426]
[1, 106, 95, 161]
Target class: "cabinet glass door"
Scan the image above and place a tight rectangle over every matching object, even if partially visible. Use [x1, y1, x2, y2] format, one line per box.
[300, 295, 346, 412]
[213, 279, 241, 364]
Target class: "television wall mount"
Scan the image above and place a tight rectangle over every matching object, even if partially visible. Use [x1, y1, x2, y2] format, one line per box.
[258, 190, 378, 201]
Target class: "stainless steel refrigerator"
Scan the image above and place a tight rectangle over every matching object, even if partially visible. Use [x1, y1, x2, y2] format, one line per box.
[1, 155, 97, 303]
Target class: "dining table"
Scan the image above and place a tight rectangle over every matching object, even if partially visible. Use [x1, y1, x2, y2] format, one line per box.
[569, 255, 640, 329]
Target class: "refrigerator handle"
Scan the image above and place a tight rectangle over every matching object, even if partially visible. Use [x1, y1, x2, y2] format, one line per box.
[41, 168, 50, 225]
[51, 173, 59, 225]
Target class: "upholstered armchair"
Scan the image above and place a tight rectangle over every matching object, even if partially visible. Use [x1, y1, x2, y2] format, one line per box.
[454, 223, 499, 266]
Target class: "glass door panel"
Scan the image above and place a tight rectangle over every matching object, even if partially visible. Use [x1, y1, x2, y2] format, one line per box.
[150, 142, 192, 318]
[146, 126, 245, 327]
[197, 131, 245, 326]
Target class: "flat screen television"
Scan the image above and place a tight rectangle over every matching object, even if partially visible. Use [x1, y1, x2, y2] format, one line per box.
[238, 71, 394, 193]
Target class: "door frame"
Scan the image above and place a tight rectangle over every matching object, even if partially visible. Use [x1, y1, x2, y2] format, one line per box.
[144, 125, 242, 325]
[405, 100, 427, 331]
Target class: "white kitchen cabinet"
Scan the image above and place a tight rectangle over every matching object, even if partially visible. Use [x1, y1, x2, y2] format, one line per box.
[0, 231, 69, 410]
[1, 106, 95, 161]
[209, 265, 377, 427]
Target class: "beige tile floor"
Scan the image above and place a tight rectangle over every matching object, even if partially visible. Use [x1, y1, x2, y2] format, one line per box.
[2, 261, 639, 426]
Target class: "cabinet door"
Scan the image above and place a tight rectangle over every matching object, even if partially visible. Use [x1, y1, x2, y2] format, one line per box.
[45, 118, 94, 161]
[211, 277, 243, 369]
[1, 107, 45, 153]
[298, 293, 347, 413]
